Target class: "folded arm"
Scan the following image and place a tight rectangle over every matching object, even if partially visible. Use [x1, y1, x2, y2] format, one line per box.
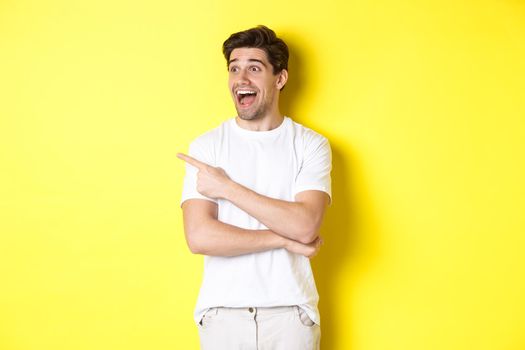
[182, 199, 322, 258]
[178, 153, 330, 244]
[225, 184, 329, 244]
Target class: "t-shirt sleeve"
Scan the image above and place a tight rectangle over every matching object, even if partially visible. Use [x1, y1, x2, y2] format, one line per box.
[293, 135, 332, 204]
[180, 137, 218, 206]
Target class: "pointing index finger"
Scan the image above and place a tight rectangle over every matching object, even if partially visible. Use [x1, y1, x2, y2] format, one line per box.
[177, 153, 208, 170]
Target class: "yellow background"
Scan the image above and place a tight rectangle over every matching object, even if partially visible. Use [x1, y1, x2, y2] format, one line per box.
[1, 0, 524, 349]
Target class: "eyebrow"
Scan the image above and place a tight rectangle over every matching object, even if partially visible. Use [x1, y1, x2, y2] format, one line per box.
[228, 58, 267, 67]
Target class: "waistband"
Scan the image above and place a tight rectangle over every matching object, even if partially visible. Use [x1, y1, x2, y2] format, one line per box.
[206, 305, 299, 318]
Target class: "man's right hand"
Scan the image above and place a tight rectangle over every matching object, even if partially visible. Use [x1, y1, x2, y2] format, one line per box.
[285, 236, 323, 259]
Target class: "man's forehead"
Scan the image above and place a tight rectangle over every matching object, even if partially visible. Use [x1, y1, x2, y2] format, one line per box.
[228, 48, 269, 64]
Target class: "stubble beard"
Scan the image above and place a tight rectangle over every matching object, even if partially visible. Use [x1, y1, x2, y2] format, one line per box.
[237, 105, 264, 121]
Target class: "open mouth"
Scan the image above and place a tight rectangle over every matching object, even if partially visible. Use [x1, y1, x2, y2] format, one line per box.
[236, 89, 257, 108]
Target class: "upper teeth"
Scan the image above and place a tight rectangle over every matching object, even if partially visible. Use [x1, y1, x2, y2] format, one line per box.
[237, 90, 256, 95]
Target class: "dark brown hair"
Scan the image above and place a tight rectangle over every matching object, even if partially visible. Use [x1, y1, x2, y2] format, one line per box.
[222, 25, 289, 75]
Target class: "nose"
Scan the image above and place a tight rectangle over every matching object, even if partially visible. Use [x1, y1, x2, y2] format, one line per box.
[237, 69, 250, 85]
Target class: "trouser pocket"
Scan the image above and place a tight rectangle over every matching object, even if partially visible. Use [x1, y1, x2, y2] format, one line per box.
[296, 306, 316, 327]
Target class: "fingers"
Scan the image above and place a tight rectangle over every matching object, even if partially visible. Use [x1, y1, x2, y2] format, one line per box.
[310, 236, 323, 259]
[177, 153, 208, 170]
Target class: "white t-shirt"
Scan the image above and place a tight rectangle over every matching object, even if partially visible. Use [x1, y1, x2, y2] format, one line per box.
[181, 116, 332, 326]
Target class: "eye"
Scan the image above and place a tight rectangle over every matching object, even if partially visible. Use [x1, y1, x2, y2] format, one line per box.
[249, 66, 261, 72]
[229, 66, 239, 73]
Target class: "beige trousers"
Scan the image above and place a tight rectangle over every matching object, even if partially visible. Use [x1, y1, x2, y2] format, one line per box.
[197, 305, 321, 350]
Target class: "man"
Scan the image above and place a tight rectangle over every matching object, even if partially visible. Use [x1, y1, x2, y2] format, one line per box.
[178, 25, 331, 350]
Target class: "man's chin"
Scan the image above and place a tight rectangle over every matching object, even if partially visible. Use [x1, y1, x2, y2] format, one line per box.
[238, 113, 257, 121]
[236, 108, 260, 121]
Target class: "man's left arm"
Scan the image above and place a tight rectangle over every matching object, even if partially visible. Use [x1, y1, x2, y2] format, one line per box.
[224, 184, 329, 244]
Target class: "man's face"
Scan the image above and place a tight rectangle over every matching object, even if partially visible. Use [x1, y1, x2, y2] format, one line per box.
[228, 48, 284, 121]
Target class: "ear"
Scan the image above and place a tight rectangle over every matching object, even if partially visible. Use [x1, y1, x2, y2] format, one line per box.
[276, 69, 288, 90]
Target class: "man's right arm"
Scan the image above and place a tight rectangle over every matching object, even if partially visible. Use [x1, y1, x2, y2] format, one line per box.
[182, 199, 322, 258]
